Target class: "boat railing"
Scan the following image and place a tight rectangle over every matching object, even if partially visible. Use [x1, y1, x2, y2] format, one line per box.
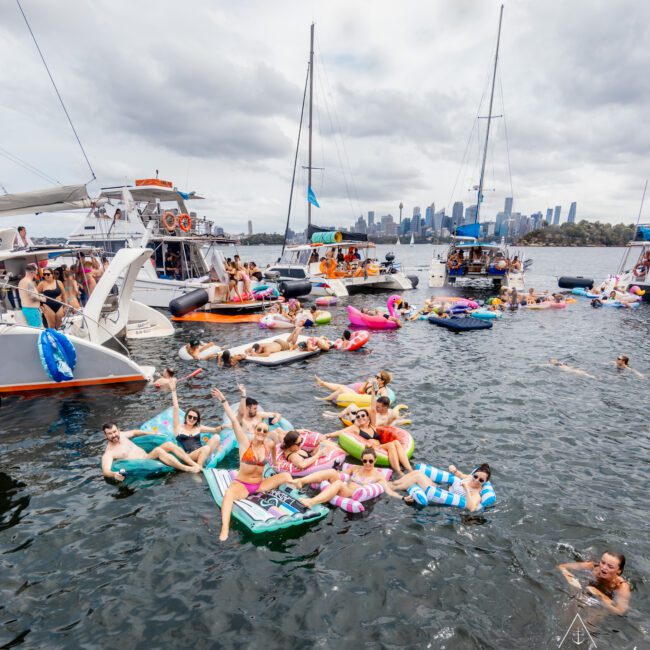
[0, 281, 132, 358]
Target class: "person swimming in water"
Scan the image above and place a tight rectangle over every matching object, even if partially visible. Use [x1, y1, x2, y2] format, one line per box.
[548, 358, 597, 379]
[217, 349, 247, 368]
[214, 387, 292, 541]
[184, 339, 221, 360]
[614, 354, 644, 378]
[290, 447, 403, 508]
[557, 551, 631, 615]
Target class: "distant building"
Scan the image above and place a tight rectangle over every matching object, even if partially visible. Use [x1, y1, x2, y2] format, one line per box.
[530, 211, 544, 230]
[432, 211, 444, 232]
[504, 197, 513, 216]
[400, 217, 411, 236]
[424, 205, 433, 228]
[247, 220, 253, 236]
[367, 211, 375, 227]
[214, 226, 225, 236]
[567, 202, 577, 224]
[553, 205, 561, 226]
[355, 215, 367, 234]
[452, 201, 464, 230]
[545, 208, 553, 225]
[465, 204, 478, 223]
[380, 214, 394, 235]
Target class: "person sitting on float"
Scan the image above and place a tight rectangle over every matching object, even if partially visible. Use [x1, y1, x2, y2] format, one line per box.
[315, 369, 393, 401]
[215, 388, 291, 541]
[323, 382, 412, 476]
[557, 551, 631, 615]
[298, 336, 334, 352]
[286, 298, 301, 322]
[185, 339, 221, 360]
[392, 463, 491, 512]
[280, 430, 340, 472]
[337, 396, 406, 428]
[170, 379, 224, 468]
[291, 446, 404, 508]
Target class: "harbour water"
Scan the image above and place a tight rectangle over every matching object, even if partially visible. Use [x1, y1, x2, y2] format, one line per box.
[1, 245, 648, 648]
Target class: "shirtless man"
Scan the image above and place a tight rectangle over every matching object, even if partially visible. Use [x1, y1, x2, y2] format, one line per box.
[245, 326, 302, 357]
[18, 263, 45, 328]
[185, 339, 221, 360]
[100, 422, 201, 481]
[615, 354, 644, 378]
[557, 551, 631, 615]
[336, 396, 406, 427]
[235, 384, 284, 440]
[217, 349, 247, 368]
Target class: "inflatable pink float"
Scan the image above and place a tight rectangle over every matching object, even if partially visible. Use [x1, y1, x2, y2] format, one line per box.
[347, 294, 402, 329]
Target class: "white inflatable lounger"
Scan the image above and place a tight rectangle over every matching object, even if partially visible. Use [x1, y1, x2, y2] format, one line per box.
[226, 334, 321, 367]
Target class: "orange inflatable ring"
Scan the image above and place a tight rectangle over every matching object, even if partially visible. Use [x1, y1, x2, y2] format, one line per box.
[178, 213, 192, 232]
[366, 264, 379, 276]
[162, 212, 177, 232]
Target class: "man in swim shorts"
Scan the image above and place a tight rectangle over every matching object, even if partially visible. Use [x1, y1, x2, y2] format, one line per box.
[18, 263, 45, 328]
[245, 325, 303, 357]
[100, 422, 201, 481]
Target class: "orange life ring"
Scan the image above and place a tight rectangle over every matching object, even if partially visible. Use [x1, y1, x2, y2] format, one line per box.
[633, 264, 646, 278]
[162, 212, 177, 232]
[178, 213, 192, 232]
[448, 257, 461, 270]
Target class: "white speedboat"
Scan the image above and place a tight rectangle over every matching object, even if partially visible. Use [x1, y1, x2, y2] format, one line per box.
[0, 323, 153, 394]
[428, 234, 527, 291]
[67, 178, 234, 309]
[264, 240, 414, 297]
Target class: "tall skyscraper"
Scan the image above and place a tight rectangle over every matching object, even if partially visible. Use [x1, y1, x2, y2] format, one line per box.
[452, 201, 464, 229]
[545, 208, 553, 224]
[504, 197, 513, 216]
[367, 211, 375, 227]
[465, 204, 478, 223]
[567, 202, 577, 223]
[247, 220, 252, 236]
[553, 205, 561, 226]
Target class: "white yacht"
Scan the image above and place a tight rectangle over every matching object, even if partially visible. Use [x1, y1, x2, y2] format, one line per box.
[67, 178, 235, 309]
[428, 232, 526, 290]
[264, 239, 414, 297]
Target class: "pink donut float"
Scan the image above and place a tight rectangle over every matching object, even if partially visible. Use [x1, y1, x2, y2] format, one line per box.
[315, 296, 337, 307]
[274, 430, 346, 477]
[334, 330, 370, 351]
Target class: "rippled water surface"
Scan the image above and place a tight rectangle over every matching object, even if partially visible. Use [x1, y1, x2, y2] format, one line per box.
[1, 245, 648, 649]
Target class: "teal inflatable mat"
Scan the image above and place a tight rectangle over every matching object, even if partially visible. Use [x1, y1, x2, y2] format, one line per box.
[204, 468, 329, 534]
[109, 407, 236, 479]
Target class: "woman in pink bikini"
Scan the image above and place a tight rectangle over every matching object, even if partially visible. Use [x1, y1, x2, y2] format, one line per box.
[213, 387, 293, 541]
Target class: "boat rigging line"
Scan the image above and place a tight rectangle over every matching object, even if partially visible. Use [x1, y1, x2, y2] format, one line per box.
[16, 0, 96, 183]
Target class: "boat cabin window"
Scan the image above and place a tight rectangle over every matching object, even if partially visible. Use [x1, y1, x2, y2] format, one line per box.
[150, 242, 206, 280]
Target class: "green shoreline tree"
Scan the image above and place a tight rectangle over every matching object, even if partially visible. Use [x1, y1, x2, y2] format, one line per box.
[518, 220, 635, 246]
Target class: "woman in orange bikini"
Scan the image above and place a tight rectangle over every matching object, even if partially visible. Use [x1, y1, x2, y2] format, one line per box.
[214, 387, 293, 541]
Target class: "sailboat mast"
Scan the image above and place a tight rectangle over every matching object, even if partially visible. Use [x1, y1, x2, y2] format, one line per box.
[307, 22, 315, 230]
[475, 4, 504, 224]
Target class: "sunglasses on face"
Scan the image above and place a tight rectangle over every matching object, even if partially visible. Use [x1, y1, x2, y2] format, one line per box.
[256, 427, 268, 433]
[362, 458, 375, 464]
[186, 414, 198, 421]
[43, 273, 52, 277]
[355, 413, 368, 419]
[472, 474, 486, 484]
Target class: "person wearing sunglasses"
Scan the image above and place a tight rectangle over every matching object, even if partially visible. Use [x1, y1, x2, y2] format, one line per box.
[215, 387, 292, 541]
[280, 430, 340, 472]
[170, 379, 224, 467]
[392, 463, 491, 512]
[37, 268, 67, 328]
[614, 354, 644, 378]
[236, 384, 283, 439]
[324, 382, 412, 476]
[314, 369, 393, 402]
[290, 447, 403, 508]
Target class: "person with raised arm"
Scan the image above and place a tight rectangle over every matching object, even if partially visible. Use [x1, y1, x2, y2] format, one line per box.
[214, 387, 293, 541]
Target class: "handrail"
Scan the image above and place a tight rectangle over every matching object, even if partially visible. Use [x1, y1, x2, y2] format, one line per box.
[0, 280, 132, 357]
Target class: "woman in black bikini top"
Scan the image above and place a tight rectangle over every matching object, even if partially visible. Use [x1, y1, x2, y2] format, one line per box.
[37, 269, 66, 328]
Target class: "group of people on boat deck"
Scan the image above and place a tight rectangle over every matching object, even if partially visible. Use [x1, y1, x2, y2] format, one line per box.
[224, 255, 263, 301]
[14, 253, 109, 328]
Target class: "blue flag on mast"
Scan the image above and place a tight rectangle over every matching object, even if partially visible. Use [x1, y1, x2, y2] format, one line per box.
[307, 186, 320, 208]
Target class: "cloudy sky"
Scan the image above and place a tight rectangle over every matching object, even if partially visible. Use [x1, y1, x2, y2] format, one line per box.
[0, 0, 648, 237]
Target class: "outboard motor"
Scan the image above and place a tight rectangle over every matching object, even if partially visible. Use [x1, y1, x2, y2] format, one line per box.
[169, 288, 210, 317]
[558, 276, 594, 289]
[278, 280, 312, 299]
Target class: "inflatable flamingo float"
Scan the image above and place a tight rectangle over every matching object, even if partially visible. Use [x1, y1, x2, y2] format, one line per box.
[347, 294, 402, 329]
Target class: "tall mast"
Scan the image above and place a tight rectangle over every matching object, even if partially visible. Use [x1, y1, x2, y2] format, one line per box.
[475, 4, 504, 224]
[307, 22, 315, 229]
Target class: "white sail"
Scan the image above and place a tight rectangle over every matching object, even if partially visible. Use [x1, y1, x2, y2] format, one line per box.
[396, 236, 400, 246]
[409, 233, 414, 247]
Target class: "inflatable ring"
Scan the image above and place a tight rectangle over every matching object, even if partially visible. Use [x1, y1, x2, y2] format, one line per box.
[311, 464, 392, 512]
[178, 342, 221, 361]
[334, 330, 370, 351]
[38, 328, 76, 382]
[314, 311, 332, 325]
[178, 213, 192, 232]
[338, 426, 414, 466]
[162, 211, 177, 232]
[274, 431, 346, 477]
[335, 386, 396, 407]
[407, 463, 496, 511]
[315, 296, 337, 307]
[448, 258, 461, 271]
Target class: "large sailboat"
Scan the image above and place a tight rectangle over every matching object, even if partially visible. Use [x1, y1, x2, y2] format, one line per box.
[428, 5, 528, 291]
[264, 24, 414, 297]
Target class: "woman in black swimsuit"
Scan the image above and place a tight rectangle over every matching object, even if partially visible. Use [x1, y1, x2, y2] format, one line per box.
[171, 380, 224, 468]
[37, 268, 66, 328]
[324, 382, 412, 476]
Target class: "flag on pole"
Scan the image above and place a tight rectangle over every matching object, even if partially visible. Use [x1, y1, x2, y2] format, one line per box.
[307, 186, 320, 208]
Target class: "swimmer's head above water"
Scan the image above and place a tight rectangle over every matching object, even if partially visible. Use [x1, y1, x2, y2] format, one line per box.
[102, 422, 120, 443]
